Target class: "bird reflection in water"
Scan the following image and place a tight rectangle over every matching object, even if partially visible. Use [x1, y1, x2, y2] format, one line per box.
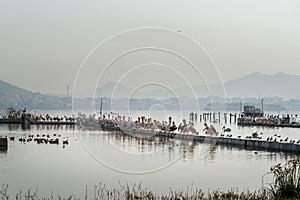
[197, 142, 217, 162]
[7, 124, 20, 131]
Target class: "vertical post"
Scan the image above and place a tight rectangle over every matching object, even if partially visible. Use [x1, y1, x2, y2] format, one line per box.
[100, 98, 103, 115]
[218, 112, 220, 123]
[261, 98, 264, 113]
[67, 85, 69, 97]
[224, 113, 227, 124]
[240, 102, 242, 113]
[234, 113, 237, 123]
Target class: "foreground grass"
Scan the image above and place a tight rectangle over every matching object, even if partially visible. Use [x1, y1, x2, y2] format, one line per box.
[1, 158, 299, 200]
[0, 184, 269, 200]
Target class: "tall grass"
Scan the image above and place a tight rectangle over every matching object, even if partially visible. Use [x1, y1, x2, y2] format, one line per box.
[269, 157, 300, 199]
[0, 183, 269, 200]
[1, 158, 300, 199]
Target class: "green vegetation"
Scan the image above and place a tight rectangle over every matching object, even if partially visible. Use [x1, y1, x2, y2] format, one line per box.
[269, 158, 300, 199]
[0, 158, 299, 199]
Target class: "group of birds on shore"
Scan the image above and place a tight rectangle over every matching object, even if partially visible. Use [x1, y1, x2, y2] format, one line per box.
[6, 134, 69, 148]
[239, 131, 300, 144]
[265, 134, 300, 144]
[219, 126, 233, 137]
[216, 126, 300, 144]
[32, 114, 75, 122]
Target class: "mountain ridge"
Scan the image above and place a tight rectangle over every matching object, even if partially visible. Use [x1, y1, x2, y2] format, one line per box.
[224, 72, 300, 98]
[0, 72, 299, 100]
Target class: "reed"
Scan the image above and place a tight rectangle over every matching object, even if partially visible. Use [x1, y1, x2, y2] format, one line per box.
[0, 183, 269, 200]
[269, 157, 300, 199]
[1, 158, 300, 200]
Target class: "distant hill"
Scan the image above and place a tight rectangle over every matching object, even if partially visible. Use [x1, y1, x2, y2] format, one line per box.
[72, 82, 133, 99]
[135, 72, 300, 99]
[0, 80, 71, 110]
[0, 72, 299, 111]
[225, 72, 300, 98]
[0, 80, 33, 98]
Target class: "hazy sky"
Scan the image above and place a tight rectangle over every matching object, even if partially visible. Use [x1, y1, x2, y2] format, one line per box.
[1, 0, 300, 95]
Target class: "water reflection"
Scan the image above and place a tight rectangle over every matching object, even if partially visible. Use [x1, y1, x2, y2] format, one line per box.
[21, 123, 30, 130]
[0, 123, 298, 194]
[0, 147, 7, 153]
[7, 124, 20, 131]
[95, 130, 219, 164]
[91, 129, 298, 167]
[1, 124, 76, 133]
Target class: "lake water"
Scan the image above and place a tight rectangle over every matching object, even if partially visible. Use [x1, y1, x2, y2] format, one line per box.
[0, 109, 299, 198]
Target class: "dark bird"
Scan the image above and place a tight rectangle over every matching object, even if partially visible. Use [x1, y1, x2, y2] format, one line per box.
[49, 138, 59, 145]
[252, 132, 258, 138]
[222, 126, 231, 132]
[284, 137, 289, 142]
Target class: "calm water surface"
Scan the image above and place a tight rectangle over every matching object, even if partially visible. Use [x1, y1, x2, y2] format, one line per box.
[0, 110, 299, 197]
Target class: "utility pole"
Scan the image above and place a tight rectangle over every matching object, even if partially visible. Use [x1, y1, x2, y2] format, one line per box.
[100, 98, 103, 115]
[67, 85, 69, 97]
[98, 88, 103, 115]
[240, 102, 242, 113]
